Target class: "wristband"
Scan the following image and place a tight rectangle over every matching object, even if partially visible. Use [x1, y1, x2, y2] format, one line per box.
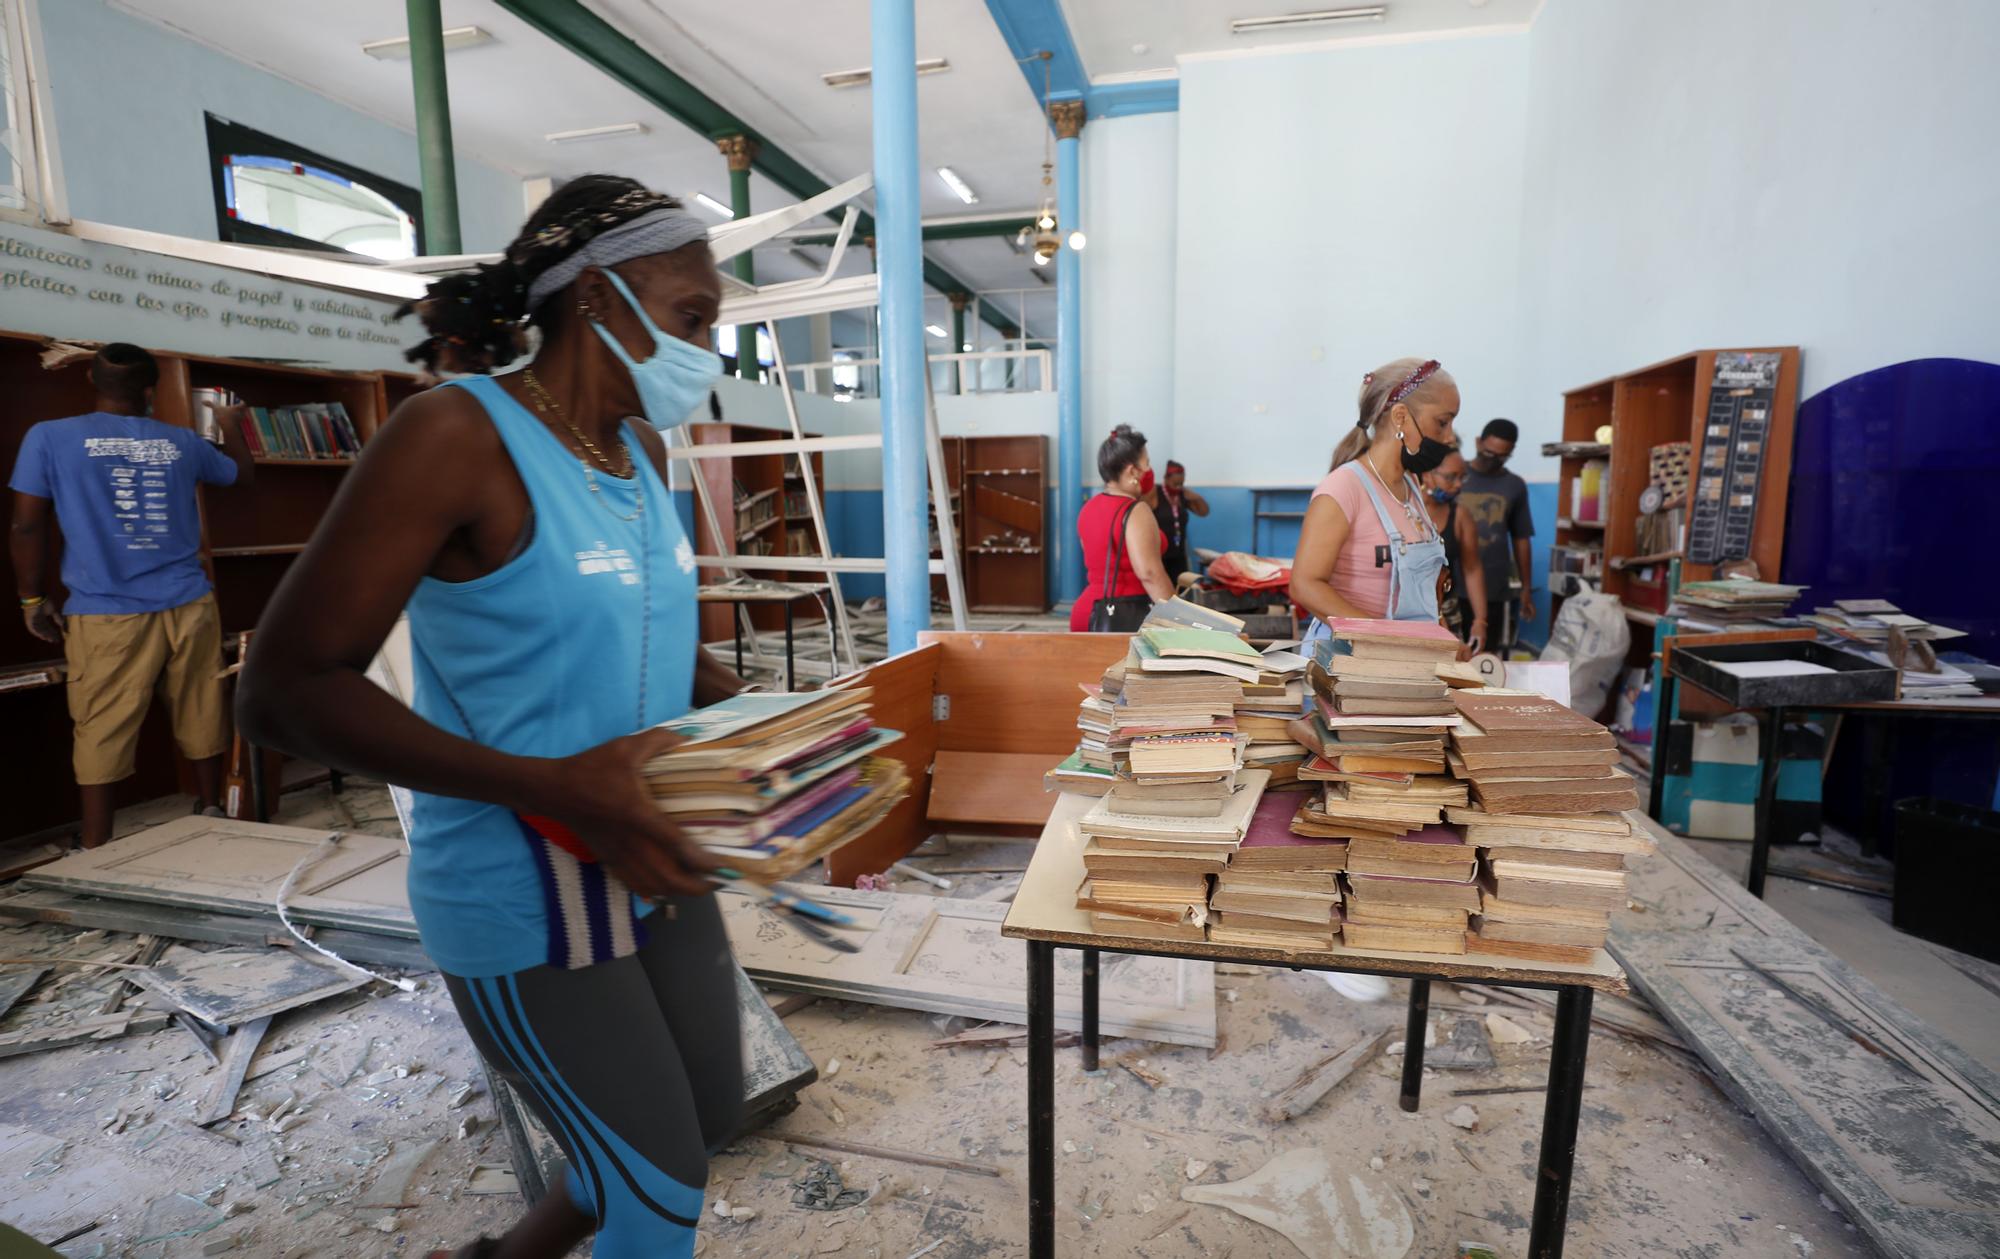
[19, 596, 44, 608]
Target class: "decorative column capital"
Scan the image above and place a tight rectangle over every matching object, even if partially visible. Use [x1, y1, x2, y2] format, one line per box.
[716, 134, 760, 171]
[948, 291, 971, 312]
[1048, 99, 1086, 141]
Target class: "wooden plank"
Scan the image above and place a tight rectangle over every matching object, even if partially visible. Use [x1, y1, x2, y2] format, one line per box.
[827, 644, 939, 885]
[128, 944, 364, 1027]
[720, 884, 1218, 1047]
[928, 751, 1061, 827]
[921, 630, 1130, 756]
[1610, 811, 2000, 1259]
[1004, 792, 1629, 993]
[194, 1015, 272, 1126]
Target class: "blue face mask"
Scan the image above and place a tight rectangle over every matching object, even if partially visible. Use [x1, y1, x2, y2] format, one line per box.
[589, 270, 722, 430]
[1428, 487, 1457, 504]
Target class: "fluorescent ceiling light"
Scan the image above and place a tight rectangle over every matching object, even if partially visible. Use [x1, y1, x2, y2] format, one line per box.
[1230, 6, 1387, 34]
[692, 192, 735, 217]
[361, 25, 492, 59]
[936, 167, 979, 205]
[822, 58, 950, 89]
[544, 122, 648, 144]
[926, 324, 948, 338]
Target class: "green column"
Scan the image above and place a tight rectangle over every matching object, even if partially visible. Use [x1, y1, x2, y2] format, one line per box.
[405, 0, 461, 254]
[950, 293, 968, 395]
[720, 135, 760, 380]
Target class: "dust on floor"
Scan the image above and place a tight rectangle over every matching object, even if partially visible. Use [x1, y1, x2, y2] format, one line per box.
[0, 781, 1871, 1258]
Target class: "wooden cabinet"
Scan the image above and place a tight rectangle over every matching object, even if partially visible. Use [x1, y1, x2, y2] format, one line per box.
[960, 434, 1049, 612]
[1553, 348, 1799, 624]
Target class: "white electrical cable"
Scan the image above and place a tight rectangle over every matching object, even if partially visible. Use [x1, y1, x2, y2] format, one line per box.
[274, 835, 418, 992]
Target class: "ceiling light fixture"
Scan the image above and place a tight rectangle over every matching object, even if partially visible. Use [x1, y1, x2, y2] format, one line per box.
[1229, 6, 1388, 35]
[1023, 52, 1084, 265]
[936, 167, 979, 205]
[691, 192, 734, 217]
[361, 25, 493, 60]
[821, 57, 949, 89]
[544, 122, 648, 144]
[926, 324, 948, 338]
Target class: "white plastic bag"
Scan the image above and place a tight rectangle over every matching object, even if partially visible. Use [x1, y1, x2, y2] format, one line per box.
[1538, 590, 1631, 717]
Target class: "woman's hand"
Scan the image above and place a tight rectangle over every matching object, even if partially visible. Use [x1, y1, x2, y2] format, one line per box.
[535, 728, 724, 899]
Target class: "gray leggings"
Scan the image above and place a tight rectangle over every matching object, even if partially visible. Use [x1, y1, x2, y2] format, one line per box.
[442, 895, 743, 1259]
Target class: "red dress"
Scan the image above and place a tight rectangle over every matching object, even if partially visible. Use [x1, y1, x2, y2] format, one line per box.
[1069, 492, 1167, 631]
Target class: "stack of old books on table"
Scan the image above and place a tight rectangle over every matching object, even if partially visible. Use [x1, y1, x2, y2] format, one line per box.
[1447, 689, 1651, 963]
[643, 689, 907, 878]
[1237, 642, 1313, 785]
[1670, 578, 1805, 623]
[1207, 788, 1343, 951]
[1069, 602, 1274, 942]
[1294, 619, 1486, 955]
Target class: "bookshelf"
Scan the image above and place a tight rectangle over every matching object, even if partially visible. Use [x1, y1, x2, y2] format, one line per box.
[0, 327, 410, 841]
[960, 434, 1049, 612]
[687, 421, 827, 641]
[1552, 347, 1800, 626]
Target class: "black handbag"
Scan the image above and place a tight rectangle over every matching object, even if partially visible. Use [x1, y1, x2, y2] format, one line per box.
[1085, 500, 1152, 633]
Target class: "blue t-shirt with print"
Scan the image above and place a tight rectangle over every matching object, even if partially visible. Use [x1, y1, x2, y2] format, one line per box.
[8, 412, 238, 615]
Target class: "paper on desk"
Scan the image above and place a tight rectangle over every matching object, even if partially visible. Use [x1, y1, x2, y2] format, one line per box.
[1712, 660, 1835, 679]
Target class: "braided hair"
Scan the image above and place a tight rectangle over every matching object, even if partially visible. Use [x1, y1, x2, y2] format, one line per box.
[398, 175, 683, 375]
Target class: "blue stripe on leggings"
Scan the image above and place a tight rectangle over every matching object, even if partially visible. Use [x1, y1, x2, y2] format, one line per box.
[495, 973, 706, 1226]
[465, 977, 605, 1222]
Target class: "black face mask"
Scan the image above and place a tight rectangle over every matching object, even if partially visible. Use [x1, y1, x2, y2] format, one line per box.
[1399, 427, 1454, 475]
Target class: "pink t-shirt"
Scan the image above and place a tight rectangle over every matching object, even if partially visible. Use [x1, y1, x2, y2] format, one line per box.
[1310, 461, 1427, 618]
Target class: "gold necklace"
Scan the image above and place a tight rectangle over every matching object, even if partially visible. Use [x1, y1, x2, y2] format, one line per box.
[522, 368, 633, 478]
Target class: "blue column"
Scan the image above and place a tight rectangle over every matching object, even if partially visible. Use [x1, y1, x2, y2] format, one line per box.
[871, 0, 931, 653]
[1053, 100, 1086, 602]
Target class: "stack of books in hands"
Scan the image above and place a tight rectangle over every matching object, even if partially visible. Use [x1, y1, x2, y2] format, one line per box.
[643, 690, 908, 879]
[1293, 619, 1484, 955]
[1446, 689, 1649, 962]
[1207, 789, 1344, 951]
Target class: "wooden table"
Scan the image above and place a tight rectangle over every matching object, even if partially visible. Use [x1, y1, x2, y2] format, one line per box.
[695, 580, 830, 687]
[1002, 792, 1629, 1259]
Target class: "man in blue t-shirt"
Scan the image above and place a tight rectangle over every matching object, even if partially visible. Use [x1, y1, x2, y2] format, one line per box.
[9, 343, 254, 846]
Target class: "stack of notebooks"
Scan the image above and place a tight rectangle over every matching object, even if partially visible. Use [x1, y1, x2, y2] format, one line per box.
[1069, 600, 1277, 942]
[1445, 688, 1649, 962]
[643, 690, 907, 878]
[1207, 788, 1344, 951]
[1670, 578, 1805, 622]
[1293, 619, 1485, 955]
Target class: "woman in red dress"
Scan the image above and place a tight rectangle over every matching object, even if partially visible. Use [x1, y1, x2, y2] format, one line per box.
[1069, 425, 1175, 631]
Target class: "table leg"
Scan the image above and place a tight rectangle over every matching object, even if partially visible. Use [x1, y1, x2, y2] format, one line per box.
[1646, 670, 1676, 823]
[247, 742, 270, 824]
[1080, 948, 1100, 1073]
[1028, 940, 1056, 1259]
[1399, 977, 1430, 1113]
[1862, 716, 1895, 858]
[733, 612, 744, 678]
[1748, 705, 1783, 899]
[1527, 985, 1594, 1259]
[784, 602, 796, 692]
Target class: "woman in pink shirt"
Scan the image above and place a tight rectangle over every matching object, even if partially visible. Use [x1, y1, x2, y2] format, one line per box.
[1289, 358, 1461, 651]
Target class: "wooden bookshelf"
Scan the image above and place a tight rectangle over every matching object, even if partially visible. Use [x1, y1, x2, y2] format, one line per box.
[687, 421, 826, 641]
[1552, 347, 1800, 626]
[961, 434, 1049, 612]
[0, 327, 407, 840]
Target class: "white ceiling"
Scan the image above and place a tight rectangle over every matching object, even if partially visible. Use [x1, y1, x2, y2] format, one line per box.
[1060, 0, 1542, 80]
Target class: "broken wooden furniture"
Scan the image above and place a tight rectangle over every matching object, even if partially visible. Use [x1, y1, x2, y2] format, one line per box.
[824, 630, 1132, 884]
[1003, 791, 1630, 1259]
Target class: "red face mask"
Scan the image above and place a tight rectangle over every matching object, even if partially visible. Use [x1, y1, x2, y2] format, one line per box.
[1137, 469, 1155, 496]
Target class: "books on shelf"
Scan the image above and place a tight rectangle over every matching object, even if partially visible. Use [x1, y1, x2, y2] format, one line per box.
[232, 401, 364, 460]
[641, 688, 907, 879]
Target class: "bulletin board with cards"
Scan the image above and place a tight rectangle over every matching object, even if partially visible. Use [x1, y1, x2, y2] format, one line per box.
[1688, 351, 1783, 566]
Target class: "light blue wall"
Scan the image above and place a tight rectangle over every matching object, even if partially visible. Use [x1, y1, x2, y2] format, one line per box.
[1516, 0, 2000, 420]
[1082, 112, 1179, 442]
[1171, 33, 1535, 485]
[41, 0, 520, 252]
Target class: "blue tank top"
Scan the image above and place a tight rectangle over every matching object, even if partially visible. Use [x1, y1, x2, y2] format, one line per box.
[403, 375, 697, 978]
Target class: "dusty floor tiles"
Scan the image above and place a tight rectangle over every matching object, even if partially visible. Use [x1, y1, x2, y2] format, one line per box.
[0, 780, 1874, 1257]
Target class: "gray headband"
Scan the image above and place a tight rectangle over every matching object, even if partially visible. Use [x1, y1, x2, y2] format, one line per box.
[524, 207, 710, 312]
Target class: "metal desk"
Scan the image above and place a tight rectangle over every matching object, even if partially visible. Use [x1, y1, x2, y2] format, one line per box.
[696, 580, 830, 689]
[1002, 792, 1630, 1259]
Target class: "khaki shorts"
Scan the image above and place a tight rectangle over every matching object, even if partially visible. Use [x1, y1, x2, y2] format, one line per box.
[64, 592, 228, 785]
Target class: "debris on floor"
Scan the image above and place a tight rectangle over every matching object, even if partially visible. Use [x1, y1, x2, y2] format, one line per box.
[1182, 1147, 1415, 1259]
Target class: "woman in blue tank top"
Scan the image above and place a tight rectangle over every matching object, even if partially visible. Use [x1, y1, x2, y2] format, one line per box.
[239, 177, 752, 1259]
